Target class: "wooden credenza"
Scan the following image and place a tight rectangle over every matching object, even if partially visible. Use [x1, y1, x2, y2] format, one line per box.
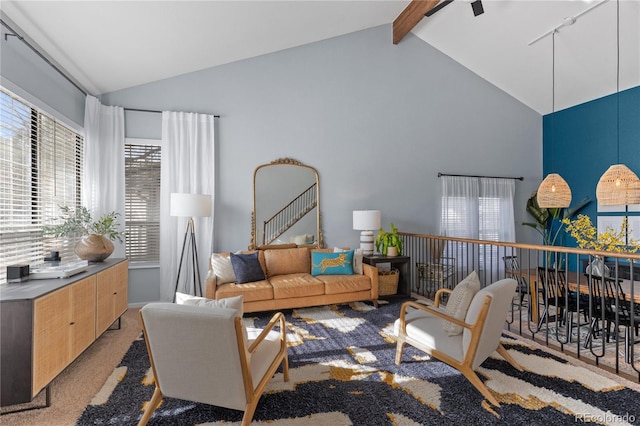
[0, 258, 128, 408]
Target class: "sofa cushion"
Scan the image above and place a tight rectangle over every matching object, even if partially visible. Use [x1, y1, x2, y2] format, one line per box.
[311, 250, 354, 276]
[256, 243, 297, 250]
[230, 252, 266, 284]
[317, 274, 371, 295]
[269, 273, 325, 299]
[312, 248, 335, 253]
[210, 253, 236, 285]
[394, 308, 464, 363]
[216, 280, 273, 303]
[264, 247, 310, 277]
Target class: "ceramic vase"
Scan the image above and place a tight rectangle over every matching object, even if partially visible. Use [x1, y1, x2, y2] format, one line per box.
[586, 256, 609, 277]
[74, 234, 114, 262]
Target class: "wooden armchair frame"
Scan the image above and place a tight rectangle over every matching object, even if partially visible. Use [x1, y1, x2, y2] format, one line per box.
[139, 307, 289, 426]
[395, 286, 523, 407]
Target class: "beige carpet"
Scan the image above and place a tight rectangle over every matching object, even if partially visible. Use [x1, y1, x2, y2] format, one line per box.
[1, 307, 142, 425]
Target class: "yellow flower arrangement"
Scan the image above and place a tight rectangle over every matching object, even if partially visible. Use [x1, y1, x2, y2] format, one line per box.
[561, 214, 639, 253]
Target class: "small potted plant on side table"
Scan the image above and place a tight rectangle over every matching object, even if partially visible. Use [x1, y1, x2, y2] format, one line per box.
[375, 223, 403, 257]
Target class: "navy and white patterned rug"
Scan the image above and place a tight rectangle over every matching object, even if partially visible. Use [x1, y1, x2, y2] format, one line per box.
[78, 299, 640, 425]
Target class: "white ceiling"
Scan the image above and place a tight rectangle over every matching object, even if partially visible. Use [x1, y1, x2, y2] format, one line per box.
[1, 0, 638, 115]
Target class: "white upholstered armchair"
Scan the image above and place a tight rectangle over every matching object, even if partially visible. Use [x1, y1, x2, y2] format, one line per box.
[138, 303, 289, 426]
[394, 278, 522, 406]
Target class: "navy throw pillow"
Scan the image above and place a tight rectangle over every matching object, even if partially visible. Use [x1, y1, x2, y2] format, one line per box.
[230, 252, 266, 284]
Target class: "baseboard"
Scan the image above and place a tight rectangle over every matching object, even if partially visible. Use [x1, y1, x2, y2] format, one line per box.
[128, 302, 152, 308]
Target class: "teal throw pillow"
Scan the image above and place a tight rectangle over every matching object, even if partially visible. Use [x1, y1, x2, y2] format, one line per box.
[230, 252, 265, 284]
[311, 250, 354, 276]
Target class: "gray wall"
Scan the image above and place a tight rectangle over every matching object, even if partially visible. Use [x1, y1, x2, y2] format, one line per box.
[0, 14, 85, 126]
[3, 23, 543, 303]
[103, 24, 542, 244]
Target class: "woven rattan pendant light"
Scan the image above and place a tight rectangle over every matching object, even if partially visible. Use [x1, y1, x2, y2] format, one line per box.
[595, 0, 640, 206]
[597, 165, 640, 205]
[537, 31, 572, 208]
[537, 173, 572, 207]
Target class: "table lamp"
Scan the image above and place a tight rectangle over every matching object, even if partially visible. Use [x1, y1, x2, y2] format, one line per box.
[353, 210, 381, 256]
[170, 193, 211, 301]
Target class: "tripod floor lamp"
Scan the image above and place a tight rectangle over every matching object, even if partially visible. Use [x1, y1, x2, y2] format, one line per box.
[171, 193, 211, 301]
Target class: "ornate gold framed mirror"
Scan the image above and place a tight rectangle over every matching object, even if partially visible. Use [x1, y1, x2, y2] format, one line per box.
[250, 158, 323, 249]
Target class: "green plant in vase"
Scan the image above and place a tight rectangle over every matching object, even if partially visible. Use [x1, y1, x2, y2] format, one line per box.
[522, 192, 591, 268]
[375, 223, 403, 257]
[45, 205, 123, 262]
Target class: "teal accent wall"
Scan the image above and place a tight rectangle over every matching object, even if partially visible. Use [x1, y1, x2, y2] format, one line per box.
[543, 85, 640, 249]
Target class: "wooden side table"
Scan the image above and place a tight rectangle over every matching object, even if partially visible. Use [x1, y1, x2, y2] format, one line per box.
[363, 255, 410, 297]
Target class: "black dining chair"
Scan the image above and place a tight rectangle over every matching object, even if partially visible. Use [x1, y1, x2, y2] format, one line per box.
[584, 274, 640, 362]
[537, 267, 589, 342]
[502, 255, 529, 306]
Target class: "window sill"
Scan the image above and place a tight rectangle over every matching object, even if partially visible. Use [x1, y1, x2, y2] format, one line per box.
[128, 261, 160, 270]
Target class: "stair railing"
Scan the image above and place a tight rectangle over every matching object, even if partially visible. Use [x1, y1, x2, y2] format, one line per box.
[262, 183, 317, 245]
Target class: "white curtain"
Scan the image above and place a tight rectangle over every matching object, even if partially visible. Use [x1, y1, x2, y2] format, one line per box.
[83, 95, 125, 258]
[159, 111, 215, 302]
[439, 176, 480, 239]
[479, 178, 516, 242]
[439, 176, 515, 283]
[439, 176, 515, 240]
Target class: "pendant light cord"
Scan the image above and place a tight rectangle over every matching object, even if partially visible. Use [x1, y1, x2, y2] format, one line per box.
[551, 30, 556, 173]
[616, 0, 620, 163]
[552, 31, 555, 115]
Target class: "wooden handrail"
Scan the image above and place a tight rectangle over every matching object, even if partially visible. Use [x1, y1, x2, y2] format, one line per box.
[399, 230, 640, 380]
[399, 231, 640, 261]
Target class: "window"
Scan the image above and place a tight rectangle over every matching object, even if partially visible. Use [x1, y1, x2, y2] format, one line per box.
[440, 177, 515, 240]
[439, 176, 515, 281]
[125, 140, 161, 263]
[0, 88, 83, 284]
[479, 196, 501, 242]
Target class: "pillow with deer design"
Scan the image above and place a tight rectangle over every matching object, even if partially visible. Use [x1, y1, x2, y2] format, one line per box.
[311, 250, 354, 276]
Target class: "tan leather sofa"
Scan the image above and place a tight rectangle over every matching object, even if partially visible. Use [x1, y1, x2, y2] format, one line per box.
[205, 246, 379, 313]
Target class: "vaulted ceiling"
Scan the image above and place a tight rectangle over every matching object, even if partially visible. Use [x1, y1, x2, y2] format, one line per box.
[1, 1, 638, 115]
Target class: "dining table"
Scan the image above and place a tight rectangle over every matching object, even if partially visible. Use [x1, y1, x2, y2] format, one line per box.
[511, 268, 640, 324]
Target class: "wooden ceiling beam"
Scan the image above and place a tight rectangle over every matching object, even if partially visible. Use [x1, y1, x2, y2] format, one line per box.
[393, 0, 441, 45]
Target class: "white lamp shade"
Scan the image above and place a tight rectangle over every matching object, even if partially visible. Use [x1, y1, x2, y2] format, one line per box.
[170, 193, 212, 217]
[353, 210, 381, 231]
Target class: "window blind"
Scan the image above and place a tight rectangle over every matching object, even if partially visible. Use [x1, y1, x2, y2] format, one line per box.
[0, 88, 83, 284]
[125, 143, 161, 262]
